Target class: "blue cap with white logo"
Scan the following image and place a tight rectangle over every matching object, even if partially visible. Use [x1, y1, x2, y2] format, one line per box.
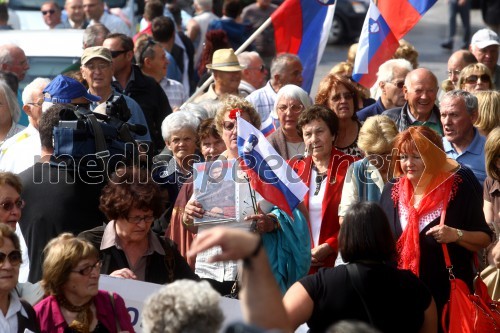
[43, 75, 101, 103]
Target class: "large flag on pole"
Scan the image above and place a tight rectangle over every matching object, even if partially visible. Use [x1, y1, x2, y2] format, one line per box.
[271, 0, 336, 93]
[237, 114, 308, 217]
[352, 1, 399, 87]
[353, 0, 437, 87]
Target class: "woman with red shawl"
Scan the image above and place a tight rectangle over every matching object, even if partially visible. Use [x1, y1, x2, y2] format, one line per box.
[380, 125, 492, 317]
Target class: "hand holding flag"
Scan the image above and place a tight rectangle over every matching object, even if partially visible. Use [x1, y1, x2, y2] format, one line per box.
[237, 113, 308, 217]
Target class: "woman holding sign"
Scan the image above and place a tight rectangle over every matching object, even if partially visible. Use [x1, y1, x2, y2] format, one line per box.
[35, 233, 134, 333]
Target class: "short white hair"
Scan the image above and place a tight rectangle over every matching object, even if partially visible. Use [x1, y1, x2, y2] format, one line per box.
[142, 280, 223, 333]
[237, 51, 260, 68]
[271, 84, 312, 118]
[22, 77, 50, 105]
[161, 111, 200, 142]
[376, 59, 412, 83]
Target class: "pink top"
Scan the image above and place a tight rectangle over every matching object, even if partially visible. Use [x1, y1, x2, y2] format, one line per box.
[34, 290, 135, 333]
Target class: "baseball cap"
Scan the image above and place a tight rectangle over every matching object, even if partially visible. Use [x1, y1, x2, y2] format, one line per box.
[471, 28, 500, 49]
[43, 75, 101, 103]
[81, 46, 112, 65]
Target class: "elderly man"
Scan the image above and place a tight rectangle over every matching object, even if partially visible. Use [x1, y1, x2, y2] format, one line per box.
[64, 0, 87, 29]
[441, 90, 486, 185]
[83, 0, 129, 35]
[135, 37, 186, 110]
[237, 51, 268, 97]
[358, 59, 412, 122]
[79, 46, 151, 143]
[103, 33, 171, 152]
[41, 1, 68, 29]
[469, 28, 500, 90]
[0, 78, 50, 174]
[194, 48, 245, 103]
[246, 53, 303, 123]
[382, 68, 442, 135]
[446, 50, 477, 86]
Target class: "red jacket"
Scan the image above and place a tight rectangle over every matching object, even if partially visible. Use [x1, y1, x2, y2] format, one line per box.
[291, 148, 357, 273]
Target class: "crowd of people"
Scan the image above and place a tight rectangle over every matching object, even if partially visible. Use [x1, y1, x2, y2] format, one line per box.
[0, 0, 498, 332]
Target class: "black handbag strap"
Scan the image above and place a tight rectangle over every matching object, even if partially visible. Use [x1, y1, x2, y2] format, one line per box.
[346, 263, 374, 325]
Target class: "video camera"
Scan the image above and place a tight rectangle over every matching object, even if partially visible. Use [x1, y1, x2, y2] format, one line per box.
[51, 95, 147, 177]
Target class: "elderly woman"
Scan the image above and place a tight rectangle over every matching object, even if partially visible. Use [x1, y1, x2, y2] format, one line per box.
[267, 84, 311, 160]
[153, 111, 201, 233]
[0, 223, 39, 333]
[338, 115, 398, 224]
[475, 90, 500, 137]
[379, 126, 492, 317]
[315, 74, 363, 158]
[35, 233, 134, 333]
[79, 167, 197, 284]
[293, 105, 357, 273]
[142, 280, 223, 333]
[0, 80, 24, 146]
[167, 118, 227, 269]
[457, 63, 493, 92]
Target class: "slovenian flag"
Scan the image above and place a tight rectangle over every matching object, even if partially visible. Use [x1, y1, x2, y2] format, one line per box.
[353, 0, 436, 87]
[377, 0, 437, 40]
[260, 114, 276, 137]
[271, 0, 336, 93]
[237, 114, 308, 217]
[352, 0, 399, 88]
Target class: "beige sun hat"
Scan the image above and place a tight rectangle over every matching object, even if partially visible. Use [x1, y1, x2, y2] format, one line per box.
[206, 48, 245, 72]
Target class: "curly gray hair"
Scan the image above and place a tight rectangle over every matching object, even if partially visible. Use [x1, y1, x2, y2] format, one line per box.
[142, 280, 224, 333]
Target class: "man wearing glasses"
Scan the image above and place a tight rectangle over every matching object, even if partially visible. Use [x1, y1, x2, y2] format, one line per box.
[103, 34, 171, 153]
[357, 59, 412, 122]
[0, 78, 50, 174]
[237, 51, 268, 97]
[469, 28, 500, 91]
[40, 1, 69, 29]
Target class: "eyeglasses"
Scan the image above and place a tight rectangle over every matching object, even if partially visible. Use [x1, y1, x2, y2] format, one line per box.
[110, 50, 129, 58]
[72, 260, 103, 276]
[277, 104, 304, 114]
[42, 9, 56, 15]
[222, 120, 237, 131]
[331, 92, 355, 102]
[83, 62, 111, 71]
[447, 69, 461, 76]
[139, 38, 157, 63]
[126, 215, 155, 224]
[27, 101, 43, 108]
[465, 74, 490, 84]
[0, 199, 25, 211]
[247, 64, 266, 73]
[388, 81, 404, 89]
[0, 250, 22, 267]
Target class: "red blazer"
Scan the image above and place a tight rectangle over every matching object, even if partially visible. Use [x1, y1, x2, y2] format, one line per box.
[292, 148, 357, 272]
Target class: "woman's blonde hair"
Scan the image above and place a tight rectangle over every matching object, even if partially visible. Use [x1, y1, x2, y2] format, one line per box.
[41, 233, 99, 296]
[357, 115, 398, 155]
[214, 95, 261, 136]
[475, 90, 500, 136]
[457, 63, 493, 90]
[485, 127, 500, 181]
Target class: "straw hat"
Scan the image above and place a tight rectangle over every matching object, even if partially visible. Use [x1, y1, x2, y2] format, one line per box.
[206, 48, 245, 72]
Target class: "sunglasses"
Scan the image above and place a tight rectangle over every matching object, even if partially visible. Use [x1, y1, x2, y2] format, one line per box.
[331, 92, 355, 102]
[223, 121, 236, 131]
[72, 260, 103, 276]
[465, 74, 490, 84]
[139, 38, 157, 63]
[389, 81, 405, 89]
[110, 50, 128, 58]
[0, 199, 25, 211]
[42, 9, 56, 15]
[0, 250, 22, 267]
[247, 64, 266, 73]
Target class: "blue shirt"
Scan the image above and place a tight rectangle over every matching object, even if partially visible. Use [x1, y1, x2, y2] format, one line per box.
[357, 98, 386, 122]
[443, 129, 486, 185]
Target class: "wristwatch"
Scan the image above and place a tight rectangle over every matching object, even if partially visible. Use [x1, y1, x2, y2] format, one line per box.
[456, 229, 463, 242]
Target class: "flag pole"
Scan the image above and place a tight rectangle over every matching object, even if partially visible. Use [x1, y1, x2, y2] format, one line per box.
[183, 17, 273, 105]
